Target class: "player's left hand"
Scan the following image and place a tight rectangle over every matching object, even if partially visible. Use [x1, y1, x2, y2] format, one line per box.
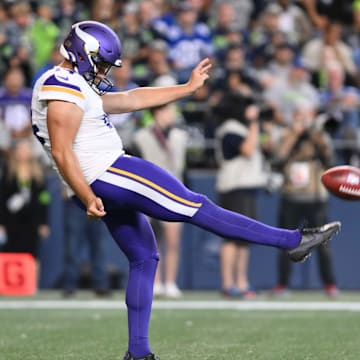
[187, 58, 212, 92]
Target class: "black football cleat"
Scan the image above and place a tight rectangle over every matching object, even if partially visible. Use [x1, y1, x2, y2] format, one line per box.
[123, 351, 159, 360]
[287, 221, 341, 262]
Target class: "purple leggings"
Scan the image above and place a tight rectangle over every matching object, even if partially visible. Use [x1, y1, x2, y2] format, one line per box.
[90, 155, 301, 357]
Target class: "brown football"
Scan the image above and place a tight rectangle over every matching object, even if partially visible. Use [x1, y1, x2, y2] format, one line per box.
[321, 165, 360, 200]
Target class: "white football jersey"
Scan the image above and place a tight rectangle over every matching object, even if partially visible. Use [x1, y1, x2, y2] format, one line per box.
[31, 66, 124, 196]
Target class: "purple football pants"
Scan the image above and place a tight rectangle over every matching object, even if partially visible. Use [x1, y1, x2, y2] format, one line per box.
[89, 155, 301, 357]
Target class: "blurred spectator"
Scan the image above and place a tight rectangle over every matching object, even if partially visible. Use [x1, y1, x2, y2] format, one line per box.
[90, 0, 120, 31]
[0, 120, 11, 168]
[6, 1, 34, 85]
[318, 61, 360, 164]
[213, 26, 245, 66]
[0, 139, 50, 281]
[29, 3, 60, 73]
[110, 57, 138, 91]
[301, 0, 353, 29]
[222, 42, 247, 73]
[131, 0, 166, 83]
[250, 24, 294, 72]
[53, 0, 86, 38]
[138, 0, 163, 32]
[0, 4, 13, 84]
[210, 2, 244, 61]
[132, 38, 176, 88]
[132, 103, 188, 298]
[249, 3, 285, 55]
[212, 1, 238, 33]
[344, 0, 360, 86]
[62, 197, 111, 297]
[270, 100, 338, 298]
[139, 0, 168, 20]
[215, 92, 267, 298]
[257, 41, 296, 89]
[150, 0, 181, 35]
[301, 21, 357, 87]
[0, 67, 32, 142]
[211, 0, 254, 31]
[138, 0, 166, 45]
[187, 0, 211, 23]
[275, 0, 313, 46]
[181, 81, 216, 168]
[117, 2, 142, 63]
[222, 70, 255, 99]
[196, 37, 247, 156]
[264, 58, 319, 126]
[164, 1, 214, 83]
[213, 42, 259, 95]
[147, 39, 177, 87]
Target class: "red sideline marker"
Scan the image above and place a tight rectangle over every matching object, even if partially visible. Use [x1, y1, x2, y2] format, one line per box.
[0, 253, 37, 296]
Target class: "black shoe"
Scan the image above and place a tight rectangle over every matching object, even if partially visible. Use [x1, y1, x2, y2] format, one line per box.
[287, 221, 341, 262]
[123, 351, 159, 360]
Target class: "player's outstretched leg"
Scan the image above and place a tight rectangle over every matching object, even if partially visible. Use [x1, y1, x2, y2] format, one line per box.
[188, 197, 341, 262]
[93, 155, 341, 262]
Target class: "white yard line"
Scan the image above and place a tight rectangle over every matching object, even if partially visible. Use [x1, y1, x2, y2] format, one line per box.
[1, 300, 360, 311]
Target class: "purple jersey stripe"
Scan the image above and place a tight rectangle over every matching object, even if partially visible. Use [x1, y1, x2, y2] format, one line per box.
[43, 74, 82, 92]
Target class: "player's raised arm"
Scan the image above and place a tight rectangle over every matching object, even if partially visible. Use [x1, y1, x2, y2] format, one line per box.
[102, 58, 212, 114]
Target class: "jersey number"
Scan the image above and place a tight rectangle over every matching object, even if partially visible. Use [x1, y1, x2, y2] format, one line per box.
[32, 124, 45, 145]
[102, 113, 113, 129]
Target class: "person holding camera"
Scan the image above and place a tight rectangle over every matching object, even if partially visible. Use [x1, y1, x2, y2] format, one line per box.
[215, 92, 269, 298]
[270, 99, 338, 298]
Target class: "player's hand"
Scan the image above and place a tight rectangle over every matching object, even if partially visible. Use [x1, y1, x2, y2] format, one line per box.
[86, 197, 107, 220]
[187, 58, 212, 92]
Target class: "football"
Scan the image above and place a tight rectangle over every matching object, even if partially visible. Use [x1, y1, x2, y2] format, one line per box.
[321, 165, 360, 200]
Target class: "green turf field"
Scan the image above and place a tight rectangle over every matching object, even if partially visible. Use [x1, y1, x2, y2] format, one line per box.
[1, 291, 360, 360]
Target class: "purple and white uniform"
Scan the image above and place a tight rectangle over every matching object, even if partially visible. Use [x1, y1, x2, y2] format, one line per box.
[31, 66, 124, 196]
[32, 65, 301, 358]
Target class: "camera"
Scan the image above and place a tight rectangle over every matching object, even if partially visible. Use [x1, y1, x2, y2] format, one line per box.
[258, 104, 274, 122]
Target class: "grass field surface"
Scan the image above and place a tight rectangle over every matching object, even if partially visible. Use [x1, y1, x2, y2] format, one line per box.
[1, 291, 360, 360]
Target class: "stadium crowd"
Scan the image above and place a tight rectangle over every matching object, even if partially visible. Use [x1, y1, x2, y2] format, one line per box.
[0, 0, 359, 165]
[0, 0, 359, 296]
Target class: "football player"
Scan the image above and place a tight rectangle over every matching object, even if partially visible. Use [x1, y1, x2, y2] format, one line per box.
[31, 21, 341, 360]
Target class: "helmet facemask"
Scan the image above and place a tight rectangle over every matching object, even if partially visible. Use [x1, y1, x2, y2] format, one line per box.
[83, 54, 119, 96]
